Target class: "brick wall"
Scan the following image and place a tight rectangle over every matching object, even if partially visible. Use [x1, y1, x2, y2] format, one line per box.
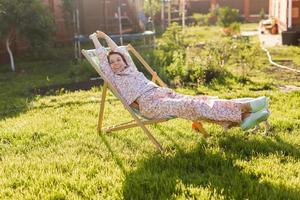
[216, 0, 269, 21]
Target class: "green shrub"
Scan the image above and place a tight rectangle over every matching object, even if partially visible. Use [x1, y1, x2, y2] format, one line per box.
[188, 40, 234, 85]
[217, 7, 241, 28]
[155, 23, 185, 68]
[230, 36, 265, 81]
[192, 13, 210, 26]
[229, 22, 241, 35]
[152, 24, 266, 87]
[165, 39, 235, 86]
[166, 50, 189, 86]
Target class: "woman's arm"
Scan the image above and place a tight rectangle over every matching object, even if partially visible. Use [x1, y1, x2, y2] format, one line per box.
[89, 33, 116, 81]
[96, 30, 118, 51]
[90, 32, 103, 49]
[96, 30, 136, 69]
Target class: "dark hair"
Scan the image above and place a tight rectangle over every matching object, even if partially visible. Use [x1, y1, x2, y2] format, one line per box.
[107, 51, 128, 65]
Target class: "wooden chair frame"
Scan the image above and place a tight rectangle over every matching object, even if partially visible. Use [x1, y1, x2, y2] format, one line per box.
[82, 44, 208, 152]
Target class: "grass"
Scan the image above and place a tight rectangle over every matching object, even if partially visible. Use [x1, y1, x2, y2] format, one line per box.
[240, 23, 259, 31]
[267, 45, 300, 68]
[1, 24, 300, 199]
[0, 56, 96, 116]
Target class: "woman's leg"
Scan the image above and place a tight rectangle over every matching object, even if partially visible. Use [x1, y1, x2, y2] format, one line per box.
[138, 88, 272, 131]
[138, 88, 245, 123]
[175, 92, 253, 120]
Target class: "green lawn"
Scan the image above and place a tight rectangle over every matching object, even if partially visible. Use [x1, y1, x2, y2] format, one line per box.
[240, 23, 259, 31]
[1, 24, 300, 199]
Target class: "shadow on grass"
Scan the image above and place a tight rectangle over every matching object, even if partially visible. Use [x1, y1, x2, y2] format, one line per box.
[0, 94, 120, 121]
[99, 125, 300, 199]
[0, 75, 105, 120]
[99, 134, 128, 175]
[218, 134, 300, 160]
[0, 102, 29, 120]
[0, 98, 102, 121]
[123, 147, 299, 199]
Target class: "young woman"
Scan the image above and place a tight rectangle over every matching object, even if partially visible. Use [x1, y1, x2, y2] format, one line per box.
[91, 31, 270, 131]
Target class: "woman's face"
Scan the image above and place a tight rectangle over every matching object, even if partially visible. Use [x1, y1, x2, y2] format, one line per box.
[109, 54, 126, 73]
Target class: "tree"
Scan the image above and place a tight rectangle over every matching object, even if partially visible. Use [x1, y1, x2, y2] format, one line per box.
[144, 0, 161, 21]
[217, 6, 242, 36]
[61, 0, 76, 28]
[217, 6, 241, 28]
[259, 8, 266, 20]
[0, 0, 55, 71]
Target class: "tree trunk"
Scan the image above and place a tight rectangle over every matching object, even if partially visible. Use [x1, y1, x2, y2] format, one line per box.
[6, 37, 15, 72]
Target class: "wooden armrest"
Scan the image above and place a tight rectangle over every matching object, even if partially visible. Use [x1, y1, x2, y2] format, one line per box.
[151, 72, 158, 82]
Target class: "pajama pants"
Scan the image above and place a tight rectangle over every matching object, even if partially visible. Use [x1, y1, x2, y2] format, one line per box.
[136, 87, 243, 123]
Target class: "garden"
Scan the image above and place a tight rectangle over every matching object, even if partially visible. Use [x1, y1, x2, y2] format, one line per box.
[1, 2, 300, 199]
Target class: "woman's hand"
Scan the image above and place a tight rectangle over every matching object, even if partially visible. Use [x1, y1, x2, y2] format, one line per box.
[96, 30, 107, 39]
[96, 30, 118, 50]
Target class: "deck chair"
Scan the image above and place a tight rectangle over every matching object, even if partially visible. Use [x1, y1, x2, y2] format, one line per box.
[81, 37, 208, 152]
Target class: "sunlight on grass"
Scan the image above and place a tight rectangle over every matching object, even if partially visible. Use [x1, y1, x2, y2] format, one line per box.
[1, 23, 300, 199]
[1, 86, 300, 199]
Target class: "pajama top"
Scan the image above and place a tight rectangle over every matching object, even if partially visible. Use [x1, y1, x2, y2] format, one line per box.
[95, 46, 158, 105]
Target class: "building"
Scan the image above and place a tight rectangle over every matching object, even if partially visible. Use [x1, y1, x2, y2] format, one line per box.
[158, 0, 268, 26]
[173, 0, 269, 22]
[269, 0, 300, 32]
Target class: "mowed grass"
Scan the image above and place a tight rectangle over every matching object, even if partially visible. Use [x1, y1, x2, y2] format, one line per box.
[1, 24, 300, 199]
[1, 84, 300, 199]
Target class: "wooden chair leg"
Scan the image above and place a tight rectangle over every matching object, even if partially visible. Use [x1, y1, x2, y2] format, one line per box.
[140, 124, 164, 152]
[98, 82, 108, 133]
[104, 118, 168, 133]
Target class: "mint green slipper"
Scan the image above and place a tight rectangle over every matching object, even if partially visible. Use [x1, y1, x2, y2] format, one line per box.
[249, 96, 268, 113]
[241, 109, 270, 131]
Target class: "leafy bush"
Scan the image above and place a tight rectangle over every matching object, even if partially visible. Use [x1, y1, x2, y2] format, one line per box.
[155, 23, 185, 67]
[187, 39, 234, 85]
[217, 7, 242, 28]
[166, 50, 189, 86]
[164, 39, 235, 86]
[221, 22, 241, 36]
[152, 24, 266, 87]
[230, 36, 265, 81]
[152, 23, 186, 84]
[192, 13, 210, 26]
[0, 0, 55, 71]
[229, 22, 241, 35]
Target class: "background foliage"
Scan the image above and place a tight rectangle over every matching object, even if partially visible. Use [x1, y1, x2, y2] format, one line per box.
[0, 0, 55, 48]
[152, 23, 264, 87]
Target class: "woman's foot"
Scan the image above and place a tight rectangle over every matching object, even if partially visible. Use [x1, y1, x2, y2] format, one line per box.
[240, 109, 270, 131]
[249, 96, 269, 112]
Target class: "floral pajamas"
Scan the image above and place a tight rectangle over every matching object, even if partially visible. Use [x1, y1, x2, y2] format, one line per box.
[136, 87, 243, 123]
[90, 35, 243, 124]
